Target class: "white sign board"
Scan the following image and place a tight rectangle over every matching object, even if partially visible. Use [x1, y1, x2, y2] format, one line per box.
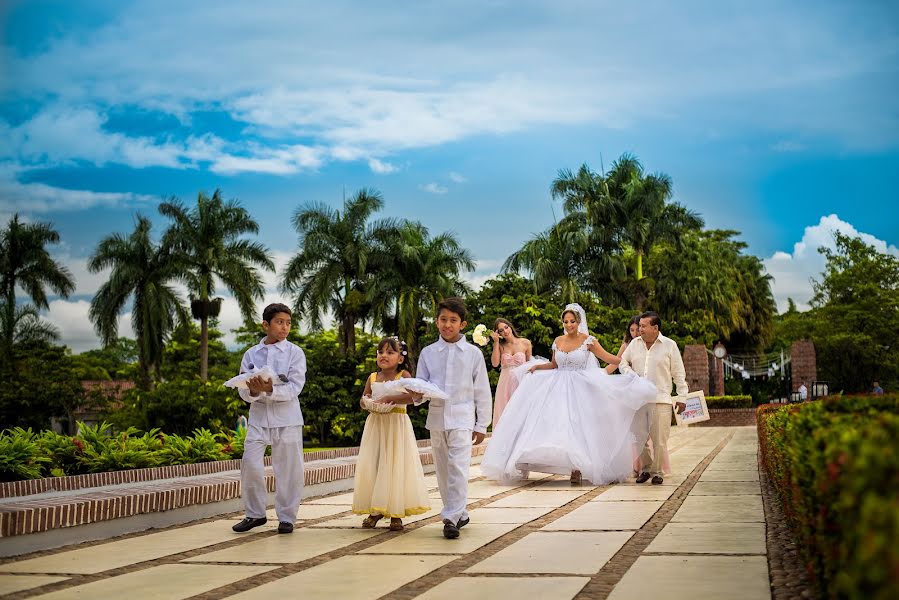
[673, 390, 710, 426]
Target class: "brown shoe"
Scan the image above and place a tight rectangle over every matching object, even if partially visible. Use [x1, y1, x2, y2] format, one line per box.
[362, 514, 384, 528]
[635, 472, 651, 484]
[651, 475, 664, 485]
[389, 518, 404, 531]
[570, 470, 582, 485]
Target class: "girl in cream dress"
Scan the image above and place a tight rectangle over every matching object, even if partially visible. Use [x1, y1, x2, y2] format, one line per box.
[352, 338, 430, 531]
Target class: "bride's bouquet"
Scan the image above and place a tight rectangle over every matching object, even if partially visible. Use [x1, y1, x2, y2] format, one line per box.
[472, 324, 490, 346]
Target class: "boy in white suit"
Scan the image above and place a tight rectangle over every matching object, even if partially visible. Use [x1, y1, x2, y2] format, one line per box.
[233, 303, 307, 534]
[417, 297, 492, 539]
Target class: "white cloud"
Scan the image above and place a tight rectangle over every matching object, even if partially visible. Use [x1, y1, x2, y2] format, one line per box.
[448, 171, 467, 183]
[44, 299, 134, 353]
[3, 0, 892, 175]
[0, 167, 157, 214]
[368, 158, 398, 174]
[763, 214, 899, 312]
[419, 183, 448, 195]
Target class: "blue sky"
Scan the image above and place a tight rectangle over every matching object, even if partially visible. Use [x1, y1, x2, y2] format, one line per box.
[2, 0, 898, 350]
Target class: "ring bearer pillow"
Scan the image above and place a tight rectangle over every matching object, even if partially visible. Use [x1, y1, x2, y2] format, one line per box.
[363, 378, 450, 414]
[224, 366, 280, 401]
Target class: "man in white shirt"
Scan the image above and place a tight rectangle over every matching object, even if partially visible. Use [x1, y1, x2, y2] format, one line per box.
[417, 297, 492, 539]
[619, 311, 688, 485]
[233, 303, 307, 534]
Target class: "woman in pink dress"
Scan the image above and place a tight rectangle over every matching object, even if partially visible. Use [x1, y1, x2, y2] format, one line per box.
[489, 318, 532, 430]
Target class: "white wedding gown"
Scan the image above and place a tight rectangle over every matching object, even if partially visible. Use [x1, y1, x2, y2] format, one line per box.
[481, 336, 657, 485]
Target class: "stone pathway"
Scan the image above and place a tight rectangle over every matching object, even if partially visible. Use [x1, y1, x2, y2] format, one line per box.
[0, 427, 773, 600]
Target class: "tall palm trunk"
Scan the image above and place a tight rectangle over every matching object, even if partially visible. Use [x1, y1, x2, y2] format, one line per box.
[2, 279, 14, 361]
[635, 250, 644, 280]
[200, 315, 209, 380]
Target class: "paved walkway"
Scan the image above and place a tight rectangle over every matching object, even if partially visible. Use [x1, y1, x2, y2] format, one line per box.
[0, 426, 770, 600]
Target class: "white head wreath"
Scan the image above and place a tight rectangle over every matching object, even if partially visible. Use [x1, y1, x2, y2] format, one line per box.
[562, 303, 589, 335]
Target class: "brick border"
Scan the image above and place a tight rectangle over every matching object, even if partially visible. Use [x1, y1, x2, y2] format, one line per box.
[693, 407, 757, 427]
[0, 445, 487, 539]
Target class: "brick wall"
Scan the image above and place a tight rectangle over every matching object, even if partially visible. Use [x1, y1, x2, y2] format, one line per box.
[791, 339, 817, 392]
[692, 408, 756, 427]
[683, 344, 709, 395]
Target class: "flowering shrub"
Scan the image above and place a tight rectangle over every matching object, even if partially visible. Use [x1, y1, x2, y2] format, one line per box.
[757, 395, 899, 599]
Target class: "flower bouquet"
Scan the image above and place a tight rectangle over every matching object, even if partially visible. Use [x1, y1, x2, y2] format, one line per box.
[472, 324, 491, 346]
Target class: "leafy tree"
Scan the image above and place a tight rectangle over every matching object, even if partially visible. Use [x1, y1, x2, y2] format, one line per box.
[0, 214, 75, 362]
[771, 233, 899, 393]
[72, 338, 139, 381]
[160, 189, 274, 379]
[0, 342, 86, 431]
[160, 322, 236, 383]
[368, 221, 475, 359]
[89, 216, 188, 388]
[282, 189, 398, 355]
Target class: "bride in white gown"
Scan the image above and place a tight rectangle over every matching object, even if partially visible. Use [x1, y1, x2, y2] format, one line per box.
[481, 303, 657, 485]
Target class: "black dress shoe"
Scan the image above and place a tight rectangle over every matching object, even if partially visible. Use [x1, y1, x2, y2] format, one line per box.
[456, 517, 470, 529]
[635, 472, 651, 484]
[443, 519, 460, 539]
[651, 475, 664, 485]
[232, 517, 267, 532]
[278, 521, 294, 534]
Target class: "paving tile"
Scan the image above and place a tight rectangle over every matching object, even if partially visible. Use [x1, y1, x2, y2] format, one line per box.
[0, 521, 248, 574]
[672, 495, 764, 523]
[593, 486, 675, 502]
[309, 507, 442, 528]
[360, 522, 518, 555]
[690, 481, 761, 496]
[466, 531, 633, 575]
[296, 504, 354, 519]
[645, 523, 766, 554]
[28, 564, 274, 600]
[184, 528, 382, 564]
[485, 490, 589, 508]
[529, 478, 598, 490]
[543, 500, 663, 530]
[416, 576, 590, 599]
[609, 555, 770, 600]
[0, 575, 68, 595]
[464, 479, 532, 498]
[227, 555, 456, 600]
[705, 458, 758, 471]
[466, 506, 556, 523]
[305, 491, 356, 505]
[698, 470, 759, 482]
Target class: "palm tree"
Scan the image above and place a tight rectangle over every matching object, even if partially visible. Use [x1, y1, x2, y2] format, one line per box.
[0, 214, 75, 361]
[88, 216, 189, 388]
[0, 303, 61, 348]
[605, 154, 704, 283]
[503, 215, 590, 305]
[282, 189, 399, 355]
[160, 190, 274, 380]
[368, 221, 475, 358]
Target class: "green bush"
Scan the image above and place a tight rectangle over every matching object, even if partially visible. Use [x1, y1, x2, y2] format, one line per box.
[158, 429, 230, 464]
[705, 395, 752, 409]
[758, 394, 899, 599]
[0, 428, 50, 481]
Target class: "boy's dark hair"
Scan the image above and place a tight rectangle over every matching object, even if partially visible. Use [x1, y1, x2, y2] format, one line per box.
[263, 303, 292, 324]
[639, 311, 661, 329]
[377, 337, 415, 374]
[437, 297, 467, 321]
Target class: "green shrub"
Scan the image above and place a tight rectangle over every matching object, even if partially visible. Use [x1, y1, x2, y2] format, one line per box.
[758, 394, 899, 599]
[705, 395, 752, 409]
[158, 429, 229, 464]
[0, 428, 50, 481]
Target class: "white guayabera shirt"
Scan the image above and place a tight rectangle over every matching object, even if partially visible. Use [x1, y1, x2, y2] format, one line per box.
[618, 333, 688, 405]
[417, 335, 492, 434]
[238, 338, 307, 428]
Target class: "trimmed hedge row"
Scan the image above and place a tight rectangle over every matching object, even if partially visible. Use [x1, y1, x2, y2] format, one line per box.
[0, 422, 247, 482]
[757, 395, 899, 599]
[705, 395, 752, 409]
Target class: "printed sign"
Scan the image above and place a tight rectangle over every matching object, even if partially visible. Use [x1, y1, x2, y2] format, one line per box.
[673, 390, 710, 426]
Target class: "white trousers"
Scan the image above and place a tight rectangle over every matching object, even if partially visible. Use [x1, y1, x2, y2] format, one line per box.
[241, 424, 304, 523]
[636, 403, 672, 477]
[430, 428, 472, 523]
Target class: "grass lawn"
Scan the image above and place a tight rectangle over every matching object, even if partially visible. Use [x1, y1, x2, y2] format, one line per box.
[303, 447, 344, 452]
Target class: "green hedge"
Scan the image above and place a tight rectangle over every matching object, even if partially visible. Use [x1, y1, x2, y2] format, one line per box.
[705, 395, 752, 409]
[757, 395, 899, 599]
[0, 422, 247, 481]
